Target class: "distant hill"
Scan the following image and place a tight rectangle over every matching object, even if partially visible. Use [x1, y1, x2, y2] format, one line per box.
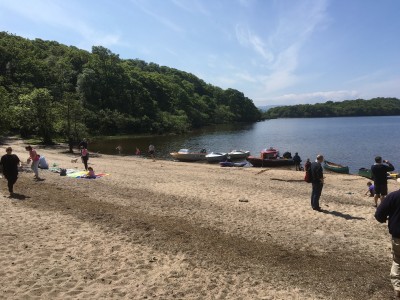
[258, 105, 281, 112]
[0, 32, 261, 143]
[263, 98, 400, 119]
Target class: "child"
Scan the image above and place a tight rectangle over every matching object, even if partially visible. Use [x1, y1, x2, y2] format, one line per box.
[87, 167, 96, 179]
[366, 181, 375, 197]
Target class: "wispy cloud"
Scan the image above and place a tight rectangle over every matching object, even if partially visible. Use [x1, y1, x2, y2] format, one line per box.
[171, 0, 210, 16]
[0, 0, 122, 49]
[131, 0, 184, 33]
[235, 0, 330, 94]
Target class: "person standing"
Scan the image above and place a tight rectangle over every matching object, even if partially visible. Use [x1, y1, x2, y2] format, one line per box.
[25, 145, 40, 179]
[310, 154, 324, 211]
[293, 152, 302, 171]
[371, 156, 395, 207]
[81, 147, 89, 171]
[149, 144, 155, 161]
[375, 187, 400, 298]
[1, 147, 21, 196]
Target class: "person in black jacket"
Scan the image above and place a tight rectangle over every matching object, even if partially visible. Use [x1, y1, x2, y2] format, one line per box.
[371, 156, 395, 207]
[0, 147, 21, 196]
[310, 154, 324, 211]
[375, 187, 400, 298]
[293, 152, 302, 171]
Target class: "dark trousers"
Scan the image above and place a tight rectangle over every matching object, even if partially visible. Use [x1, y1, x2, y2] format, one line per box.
[5, 174, 18, 193]
[295, 163, 301, 171]
[311, 182, 323, 209]
[81, 156, 89, 170]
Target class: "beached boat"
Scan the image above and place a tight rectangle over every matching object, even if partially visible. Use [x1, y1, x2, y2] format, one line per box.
[219, 161, 247, 167]
[170, 149, 207, 162]
[227, 150, 250, 159]
[358, 168, 372, 179]
[246, 156, 295, 167]
[323, 160, 350, 174]
[205, 152, 227, 163]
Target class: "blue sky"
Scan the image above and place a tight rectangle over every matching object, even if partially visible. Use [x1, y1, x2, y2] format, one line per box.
[1, 0, 399, 106]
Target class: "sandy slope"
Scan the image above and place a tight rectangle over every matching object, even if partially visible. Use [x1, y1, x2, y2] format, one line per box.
[0, 140, 397, 299]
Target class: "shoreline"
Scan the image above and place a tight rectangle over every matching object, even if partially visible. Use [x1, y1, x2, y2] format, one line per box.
[0, 139, 396, 299]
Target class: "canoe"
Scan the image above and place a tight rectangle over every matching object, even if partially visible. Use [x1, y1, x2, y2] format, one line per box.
[219, 161, 247, 167]
[358, 168, 372, 179]
[227, 150, 250, 159]
[246, 156, 295, 167]
[206, 152, 227, 163]
[170, 149, 207, 162]
[323, 160, 349, 174]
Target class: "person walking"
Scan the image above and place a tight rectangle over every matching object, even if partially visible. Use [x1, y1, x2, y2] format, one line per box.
[1, 147, 21, 196]
[25, 145, 40, 179]
[149, 144, 155, 161]
[375, 186, 400, 298]
[293, 152, 302, 171]
[371, 156, 395, 207]
[310, 154, 324, 211]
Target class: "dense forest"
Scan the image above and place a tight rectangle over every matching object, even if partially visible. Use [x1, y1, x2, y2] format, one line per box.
[0, 32, 261, 146]
[264, 98, 400, 119]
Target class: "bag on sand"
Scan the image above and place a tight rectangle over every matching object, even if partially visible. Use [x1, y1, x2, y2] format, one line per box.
[60, 169, 67, 176]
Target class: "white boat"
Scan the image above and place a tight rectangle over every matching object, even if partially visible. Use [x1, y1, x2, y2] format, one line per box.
[170, 149, 207, 162]
[205, 152, 227, 163]
[227, 150, 250, 159]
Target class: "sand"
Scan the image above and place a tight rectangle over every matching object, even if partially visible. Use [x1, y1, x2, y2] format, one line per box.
[0, 139, 397, 299]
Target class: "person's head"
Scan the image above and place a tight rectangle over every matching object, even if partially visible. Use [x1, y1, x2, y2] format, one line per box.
[306, 158, 310, 162]
[367, 181, 372, 187]
[316, 154, 324, 163]
[88, 167, 93, 171]
[5, 147, 12, 154]
[375, 156, 382, 163]
[295, 152, 298, 155]
[25, 145, 32, 151]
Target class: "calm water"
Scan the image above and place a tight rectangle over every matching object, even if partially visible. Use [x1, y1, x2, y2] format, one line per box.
[90, 116, 400, 173]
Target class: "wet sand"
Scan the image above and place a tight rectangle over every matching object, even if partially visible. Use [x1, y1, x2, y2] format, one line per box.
[0, 140, 396, 299]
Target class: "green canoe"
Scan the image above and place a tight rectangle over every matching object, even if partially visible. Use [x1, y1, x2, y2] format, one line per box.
[358, 168, 372, 179]
[323, 160, 350, 174]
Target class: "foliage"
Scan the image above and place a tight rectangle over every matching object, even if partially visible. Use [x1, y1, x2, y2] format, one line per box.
[0, 32, 261, 143]
[263, 98, 400, 119]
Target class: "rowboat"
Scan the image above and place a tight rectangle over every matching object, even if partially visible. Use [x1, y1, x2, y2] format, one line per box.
[219, 161, 247, 167]
[227, 150, 250, 159]
[247, 156, 295, 167]
[170, 149, 207, 162]
[358, 168, 372, 179]
[205, 152, 227, 163]
[323, 160, 350, 174]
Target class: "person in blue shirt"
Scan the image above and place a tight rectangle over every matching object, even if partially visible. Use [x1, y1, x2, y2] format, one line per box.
[375, 185, 400, 298]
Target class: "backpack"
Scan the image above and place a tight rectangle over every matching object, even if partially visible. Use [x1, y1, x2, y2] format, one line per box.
[304, 167, 312, 183]
[60, 168, 67, 176]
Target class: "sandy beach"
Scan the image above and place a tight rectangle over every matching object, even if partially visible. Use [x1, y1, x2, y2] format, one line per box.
[0, 139, 397, 299]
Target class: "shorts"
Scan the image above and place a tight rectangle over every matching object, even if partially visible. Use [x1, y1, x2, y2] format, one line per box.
[374, 183, 388, 196]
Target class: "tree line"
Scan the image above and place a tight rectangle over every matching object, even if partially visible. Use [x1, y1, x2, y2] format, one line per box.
[263, 98, 400, 119]
[0, 32, 262, 148]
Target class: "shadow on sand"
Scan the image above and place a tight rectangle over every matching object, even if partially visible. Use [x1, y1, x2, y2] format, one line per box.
[321, 209, 365, 220]
[9, 193, 30, 200]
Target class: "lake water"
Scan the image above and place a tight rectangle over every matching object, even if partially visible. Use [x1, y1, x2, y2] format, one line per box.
[90, 116, 400, 173]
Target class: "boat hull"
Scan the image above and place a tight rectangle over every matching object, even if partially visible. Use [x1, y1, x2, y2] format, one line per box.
[227, 151, 250, 159]
[246, 156, 295, 167]
[358, 168, 372, 179]
[324, 161, 350, 174]
[206, 153, 228, 163]
[170, 152, 206, 162]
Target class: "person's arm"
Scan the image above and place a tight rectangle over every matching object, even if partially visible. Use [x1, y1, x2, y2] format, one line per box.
[375, 195, 392, 223]
[385, 161, 395, 172]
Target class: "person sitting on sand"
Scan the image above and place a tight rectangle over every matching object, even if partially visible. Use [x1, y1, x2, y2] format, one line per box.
[366, 181, 375, 197]
[116, 145, 122, 155]
[86, 167, 96, 179]
[135, 147, 141, 155]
